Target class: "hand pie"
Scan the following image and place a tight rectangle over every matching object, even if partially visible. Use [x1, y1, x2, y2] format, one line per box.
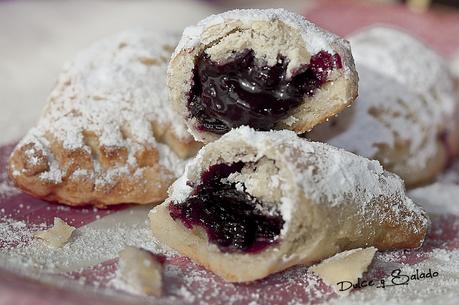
[308, 27, 458, 188]
[168, 9, 358, 143]
[149, 127, 429, 282]
[8, 29, 201, 207]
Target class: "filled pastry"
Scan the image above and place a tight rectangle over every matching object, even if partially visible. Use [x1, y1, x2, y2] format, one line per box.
[168, 9, 358, 143]
[309, 27, 458, 188]
[8, 29, 201, 207]
[149, 127, 429, 282]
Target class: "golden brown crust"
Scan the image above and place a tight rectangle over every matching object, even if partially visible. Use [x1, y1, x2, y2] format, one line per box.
[8, 29, 200, 207]
[8, 137, 175, 208]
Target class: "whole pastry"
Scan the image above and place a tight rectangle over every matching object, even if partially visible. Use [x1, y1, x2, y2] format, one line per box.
[309, 27, 458, 187]
[8, 29, 201, 207]
[149, 127, 429, 282]
[168, 8, 358, 143]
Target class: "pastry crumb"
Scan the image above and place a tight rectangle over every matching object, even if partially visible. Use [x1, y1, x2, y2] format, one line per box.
[34, 217, 75, 248]
[310, 247, 377, 295]
[111, 246, 163, 297]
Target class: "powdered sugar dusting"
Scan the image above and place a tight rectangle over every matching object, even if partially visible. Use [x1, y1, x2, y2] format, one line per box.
[309, 27, 456, 169]
[156, 142, 190, 177]
[323, 248, 459, 305]
[174, 8, 345, 58]
[13, 29, 193, 186]
[1, 157, 459, 304]
[351, 27, 454, 98]
[168, 127, 427, 236]
[0, 206, 173, 274]
[2, 209, 458, 305]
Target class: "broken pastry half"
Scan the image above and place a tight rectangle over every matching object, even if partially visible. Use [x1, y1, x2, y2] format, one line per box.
[168, 8, 358, 143]
[308, 27, 459, 188]
[8, 29, 201, 207]
[149, 127, 429, 282]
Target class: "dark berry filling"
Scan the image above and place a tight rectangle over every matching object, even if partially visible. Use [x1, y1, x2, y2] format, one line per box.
[188, 49, 342, 134]
[169, 162, 284, 253]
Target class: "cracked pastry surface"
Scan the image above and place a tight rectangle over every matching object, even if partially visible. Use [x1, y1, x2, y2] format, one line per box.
[168, 8, 358, 143]
[308, 27, 458, 188]
[8, 29, 201, 207]
[149, 127, 429, 282]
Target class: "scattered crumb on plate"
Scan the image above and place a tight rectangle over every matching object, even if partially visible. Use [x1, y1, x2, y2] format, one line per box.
[310, 247, 377, 295]
[34, 217, 75, 248]
[110, 246, 163, 297]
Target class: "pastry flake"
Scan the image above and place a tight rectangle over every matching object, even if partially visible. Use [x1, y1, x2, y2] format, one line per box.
[168, 9, 358, 143]
[149, 127, 429, 282]
[310, 247, 377, 295]
[34, 217, 75, 248]
[111, 246, 163, 297]
[8, 29, 201, 207]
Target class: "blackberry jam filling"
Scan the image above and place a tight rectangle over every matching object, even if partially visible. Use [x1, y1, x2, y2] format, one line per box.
[188, 49, 342, 134]
[169, 162, 284, 253]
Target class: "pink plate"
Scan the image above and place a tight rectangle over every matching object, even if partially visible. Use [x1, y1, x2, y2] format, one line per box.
[2, 1, 459, 304]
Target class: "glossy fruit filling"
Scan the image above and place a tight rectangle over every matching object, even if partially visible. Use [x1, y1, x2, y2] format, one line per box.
[169, 162, 284, 253]
[188, 49, 342, 134]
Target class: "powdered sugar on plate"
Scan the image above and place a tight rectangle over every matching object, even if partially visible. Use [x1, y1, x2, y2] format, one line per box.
[0, 205, 174, 274]
[321, 249, 459, 305]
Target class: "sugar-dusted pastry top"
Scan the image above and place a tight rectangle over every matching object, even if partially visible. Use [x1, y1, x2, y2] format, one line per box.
[168, 126, 427, 235]
[16, 29, 191, 179]
[346, 27, 455, 160]
[352, 27, 454, 96]
[175, 8, 343, 59]
[311, 65, 439, 165]
[9, 29, 200, 206]
[309, 27, 457, 186]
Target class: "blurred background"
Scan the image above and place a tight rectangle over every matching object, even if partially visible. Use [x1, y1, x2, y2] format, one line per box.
[1, 0, 459, 145]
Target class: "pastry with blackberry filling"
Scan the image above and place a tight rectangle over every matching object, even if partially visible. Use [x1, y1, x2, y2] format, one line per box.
[149, 127, 429, 282]
[168, 9, 358, 143]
